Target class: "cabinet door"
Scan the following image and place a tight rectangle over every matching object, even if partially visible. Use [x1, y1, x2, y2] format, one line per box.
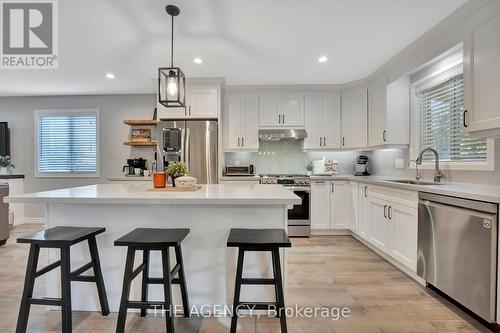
[368, 81, 387, 147]
[388, 202, 418, 272]
[341, 89, 368, 148]
[241, 95, 259, 150]
[465, 13, 500, 136]
[282, 95, 305, 127]
[349, 182, 359, 232]
[368, 196, 389, 251]
[311, 181, 331, 230]
[224, 94, 242, 150]
[304, 95, 322, 149]
[331, 181, 350, 229]
[188, 86, 219, 118]
[259, 94, 281, 127]
[358, 184, 370, 239]
[322, 95, 342, 148]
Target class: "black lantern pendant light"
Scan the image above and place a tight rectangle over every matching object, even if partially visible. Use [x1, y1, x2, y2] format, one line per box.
[158, 5, 186, 108]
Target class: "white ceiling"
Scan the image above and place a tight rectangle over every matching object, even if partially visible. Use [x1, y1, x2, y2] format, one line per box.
[0, 0, 468, 96]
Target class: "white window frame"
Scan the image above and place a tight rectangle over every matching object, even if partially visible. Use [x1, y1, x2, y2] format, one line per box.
[34, 109, 100, 178]
[410, 64, 494, 171]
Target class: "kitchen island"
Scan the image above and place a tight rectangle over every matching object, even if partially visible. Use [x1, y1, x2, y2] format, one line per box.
[6, 183, 300, 313]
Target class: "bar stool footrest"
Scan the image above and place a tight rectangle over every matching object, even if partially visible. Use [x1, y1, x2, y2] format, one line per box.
[127, 301, 167, 309]
[237, 302, 279, 311]
[241, 278, 275, 285]
[35, 260, 61, 278]
[28, 297, 63, 306]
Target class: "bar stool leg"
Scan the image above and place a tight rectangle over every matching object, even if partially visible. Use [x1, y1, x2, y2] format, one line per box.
[272, 248, 287, 333]
[140, 250, 150, 317]
[16, 244, 40, 333]
[60, 246, 72, 333]
[116, 247, 135, 333]
[230, 248, 245, 333]
[174, 245, 190, 318]
[161, 247, 174, 333]
[88, 236, 110, 316]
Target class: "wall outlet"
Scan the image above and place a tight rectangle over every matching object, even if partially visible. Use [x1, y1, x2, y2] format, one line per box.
[395, 159, 405, 169]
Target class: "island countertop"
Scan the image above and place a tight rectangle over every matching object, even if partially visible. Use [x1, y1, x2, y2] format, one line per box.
[5, 183, 301, 205]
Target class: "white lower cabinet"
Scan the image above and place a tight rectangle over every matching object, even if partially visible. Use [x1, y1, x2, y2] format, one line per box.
[356, 183, 418, 272]
[311, 180, 354, 230]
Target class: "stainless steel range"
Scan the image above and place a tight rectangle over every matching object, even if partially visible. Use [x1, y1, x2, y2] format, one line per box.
[260, 174, 310, 237]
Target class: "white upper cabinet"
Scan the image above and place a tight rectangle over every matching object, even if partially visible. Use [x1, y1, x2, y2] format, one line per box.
[464, 12, 500, 138]
[223, 94, 259, 151]
[281, 95, 305, 127]
[187, 86, 219, 118]
[368, 77, 410, 147]
[157, 81, 220, 120]
[259, 94, 282, 127]
[341, 89, 368, 149]
[304, 94, 341, 150]
[259, 94, 304, 127]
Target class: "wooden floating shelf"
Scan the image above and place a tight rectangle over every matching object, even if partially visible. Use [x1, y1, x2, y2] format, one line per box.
[123, 120, 158, 126]
[123, 141, 157, 147]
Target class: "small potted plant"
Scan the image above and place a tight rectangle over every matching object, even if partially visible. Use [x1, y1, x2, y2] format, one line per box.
[166, 162, 188, 187]
[306, 162, 313, 176]
[0, 156, 14, 175]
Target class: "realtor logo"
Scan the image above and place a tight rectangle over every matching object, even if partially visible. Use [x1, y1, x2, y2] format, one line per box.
[1, 0, 58, 69]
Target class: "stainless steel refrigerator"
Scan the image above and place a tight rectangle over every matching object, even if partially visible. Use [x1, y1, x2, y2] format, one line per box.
[157, 120, 218, 184]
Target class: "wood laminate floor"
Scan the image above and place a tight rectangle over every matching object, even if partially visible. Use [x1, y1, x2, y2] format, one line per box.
[0, 224, 489, 333]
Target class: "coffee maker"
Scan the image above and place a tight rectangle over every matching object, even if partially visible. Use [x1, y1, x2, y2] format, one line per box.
[123, 158, 147, 176]
[354, 155, 370, 176]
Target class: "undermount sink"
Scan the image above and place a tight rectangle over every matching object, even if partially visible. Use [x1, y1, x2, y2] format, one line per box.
[384, 179, 445, 186]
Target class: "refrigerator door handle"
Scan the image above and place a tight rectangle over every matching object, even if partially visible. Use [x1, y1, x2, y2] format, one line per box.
[184, 126, 190, 171]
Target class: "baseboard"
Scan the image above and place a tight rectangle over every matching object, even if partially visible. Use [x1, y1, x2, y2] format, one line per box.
[311, 228, 352, 236]
[350, 232, 426, 286]
[18, 217, 44, 225]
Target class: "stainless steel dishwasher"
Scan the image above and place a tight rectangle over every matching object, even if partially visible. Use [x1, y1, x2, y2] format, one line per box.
[0, 183, 9, 246]
[417, 192, 498, 323]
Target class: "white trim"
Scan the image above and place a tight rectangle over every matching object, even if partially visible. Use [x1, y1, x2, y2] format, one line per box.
[34, 109, 100, 178]
[409, 62, 494, 171]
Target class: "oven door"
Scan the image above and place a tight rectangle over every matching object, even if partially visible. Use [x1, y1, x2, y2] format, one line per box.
[287, 189, 310, 237]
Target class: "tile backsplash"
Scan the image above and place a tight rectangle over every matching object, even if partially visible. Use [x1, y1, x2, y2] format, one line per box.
[224, 141, 360, 175]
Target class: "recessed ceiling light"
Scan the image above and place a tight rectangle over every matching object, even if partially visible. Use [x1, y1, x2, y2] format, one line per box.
[193, 58, 203, 64]
[105, 73, 115, 79]
[318, 56, 328, 63]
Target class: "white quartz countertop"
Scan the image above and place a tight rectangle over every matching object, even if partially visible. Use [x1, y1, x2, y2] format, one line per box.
[310, 175, 500, 204]
[5, 183, 301, 206]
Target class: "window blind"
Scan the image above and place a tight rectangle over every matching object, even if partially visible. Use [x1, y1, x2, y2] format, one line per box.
[416, 74, 487, 161]
[36, 112, 98, 174]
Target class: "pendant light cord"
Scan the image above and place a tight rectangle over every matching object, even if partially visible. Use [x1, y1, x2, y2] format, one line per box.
[170, 14, 174, 68]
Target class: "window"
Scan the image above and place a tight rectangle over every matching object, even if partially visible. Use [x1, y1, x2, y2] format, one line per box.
[414, 67, 489, 165]
[35, 109, 99, 177]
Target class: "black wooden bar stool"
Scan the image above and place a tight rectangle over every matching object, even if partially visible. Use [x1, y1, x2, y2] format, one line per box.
[227, 228, 292, 333]
[114, 228, 190, 333]
[16, 226, 109, 333]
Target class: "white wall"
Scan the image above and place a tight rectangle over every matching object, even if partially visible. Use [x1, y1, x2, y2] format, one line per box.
[0, 94, 156, 218]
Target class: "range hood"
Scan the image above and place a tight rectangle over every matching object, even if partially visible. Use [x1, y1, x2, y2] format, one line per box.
[258, 129, 307, 141]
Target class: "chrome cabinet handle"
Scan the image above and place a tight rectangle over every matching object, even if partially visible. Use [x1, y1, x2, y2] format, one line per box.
[189, 105, 192, 115]
[238, 137, 240, 147]
[384, 205, 387, 218]
[342, 137, 345, 147]
[278, 114, 281, 124]
[383, 130, 386, 142]
[241, 137, 244, 147]
[463, 110, 468, 128]
[282, 114, 285, 124]
[364, 186, 368, 197]
[184, 107, 187, 116]
[331, 182, 335, 193]
[388, 206, 392, 220]
[323, 137, 326, 146]
[319, 137, 322, 146]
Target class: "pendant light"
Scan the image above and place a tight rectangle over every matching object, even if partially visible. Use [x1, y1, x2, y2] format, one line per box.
[158, 5, 186, 108]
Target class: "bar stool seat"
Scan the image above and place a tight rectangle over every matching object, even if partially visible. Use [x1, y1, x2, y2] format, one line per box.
[114, 228, 190, 333]
[16, 226, 109, 333]
[227, 228, 291, 333]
